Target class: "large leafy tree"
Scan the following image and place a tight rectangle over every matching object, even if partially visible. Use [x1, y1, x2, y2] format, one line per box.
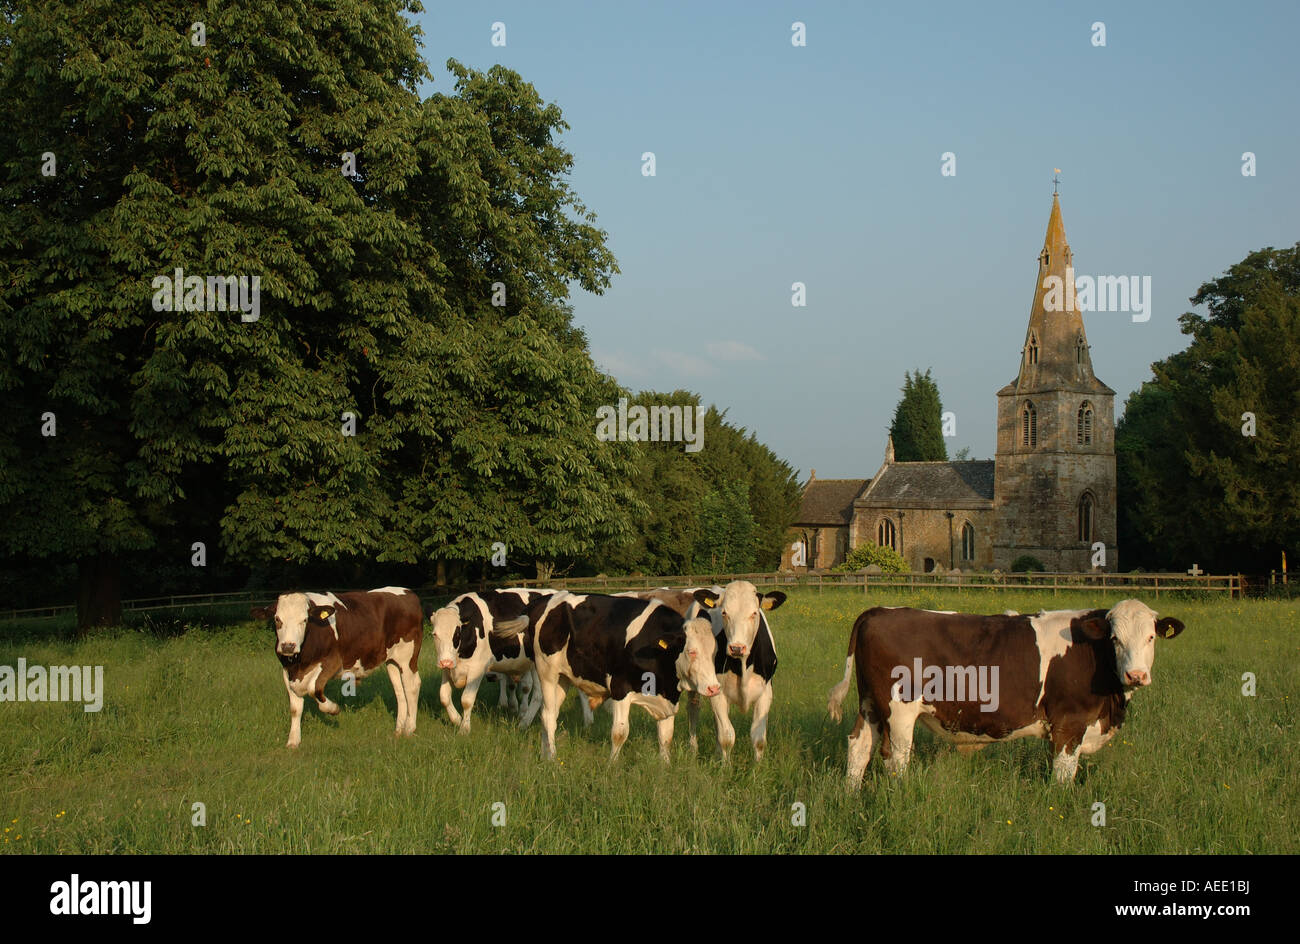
[888, 368, 947, 462]
[0, 1, 633, 625]
[1117, 245, 1300, 572]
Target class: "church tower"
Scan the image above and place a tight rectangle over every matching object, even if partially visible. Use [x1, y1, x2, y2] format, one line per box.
[993, 193, 1117, 571]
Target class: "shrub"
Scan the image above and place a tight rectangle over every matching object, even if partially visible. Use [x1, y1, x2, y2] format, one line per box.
[1010, 554, 1046, 573]
[834, 543, 909, 574]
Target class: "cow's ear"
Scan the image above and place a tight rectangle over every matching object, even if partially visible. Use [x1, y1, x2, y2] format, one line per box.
[308, 605, 335, 624]
[693, 589, 719, 609]
[760, 591, 787, 612]
[1071, 614, 1110, 640]
[250, 605, 273, 621]
[638, 630, 685, 661]
[1155, 617, 1184, 640]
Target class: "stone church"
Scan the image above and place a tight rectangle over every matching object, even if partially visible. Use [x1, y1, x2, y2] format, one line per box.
[785, 194, 1117, 574]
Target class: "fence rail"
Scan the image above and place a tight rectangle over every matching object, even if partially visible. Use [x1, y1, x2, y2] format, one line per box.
[0, 570, 1245, 623]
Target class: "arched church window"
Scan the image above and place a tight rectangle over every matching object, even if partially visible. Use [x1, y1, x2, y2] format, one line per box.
[1026, 331, 1039, 366]
[1078, 492, 1095, 543]
[1077, 402, 1094, 445]
[877, 517, 897, 551]
[961, 521, 975, 562]
[1076, 335, 1087, 364]
[1021, 402, 1037, 448]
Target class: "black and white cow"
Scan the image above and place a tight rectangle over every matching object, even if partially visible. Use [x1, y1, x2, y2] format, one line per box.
[826, 600, 1185, 785]
[529, 591, 722, 762]
[251, 587, 423, 748]
[689, 581, 786, 761]
[427, 588, 554, 733]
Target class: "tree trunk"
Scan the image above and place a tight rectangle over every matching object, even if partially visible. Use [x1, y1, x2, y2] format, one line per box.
[76, 553, 122, 634]
[434, 559, 447, 588]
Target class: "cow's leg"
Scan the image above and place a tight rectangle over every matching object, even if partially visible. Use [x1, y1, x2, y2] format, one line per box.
[1051, 729, 1085, 782]
[609, 698, 631, 760]
[518, 670, 544, 729]
[749, 682, 774, 762]
[314, 686, 341, 716]
[656, 715, 675, 765]
[845, 705, 879, 790]
[438, 670, 463, 727]
[458, 672, 486, 734]
[538, 672, 564, 761]
[282, 670, 304, 749]
[883, 700, 921, 775]
[385, 662, 408, 736]
[580, 693, 595, 727]
[402, 664, 420, 736]
[709, 692, 735, 762]
[687, 691, 701, 753]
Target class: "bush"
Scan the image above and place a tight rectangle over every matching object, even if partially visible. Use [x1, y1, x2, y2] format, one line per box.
[834, 543, 908, 574]
[1010, 555, 1046, 573]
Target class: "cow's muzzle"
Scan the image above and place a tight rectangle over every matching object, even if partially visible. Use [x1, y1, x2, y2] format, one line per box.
[278, 643, 298, 657]
[438, 659, 455, 670]
[727, 644, 746, 657]
[704, 683, 721, 698]
[1124, 670, 1150, 687]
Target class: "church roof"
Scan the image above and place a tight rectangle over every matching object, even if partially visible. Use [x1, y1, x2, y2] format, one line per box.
[795, 478, 869, 525]
[856, 460, 995, 508]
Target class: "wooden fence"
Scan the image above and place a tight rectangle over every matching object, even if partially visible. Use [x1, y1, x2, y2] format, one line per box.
[0, 570, 1243, 623]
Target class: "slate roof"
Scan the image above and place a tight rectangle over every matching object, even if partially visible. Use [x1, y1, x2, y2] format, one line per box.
[857, 460, 995, 508]
[795, 479, 869, 526]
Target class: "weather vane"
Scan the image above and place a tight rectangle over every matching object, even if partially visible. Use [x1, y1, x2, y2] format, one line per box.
[1053, 168, 1061, 194]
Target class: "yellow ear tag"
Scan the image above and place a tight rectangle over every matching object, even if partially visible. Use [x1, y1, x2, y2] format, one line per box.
[657, 639, 669, 649]
[1164, 627, 1175, 638]
[318, 610, 330, 620]
[703, 597, 717, 608]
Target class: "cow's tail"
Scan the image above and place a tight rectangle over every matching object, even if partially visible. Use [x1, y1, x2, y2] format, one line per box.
[827, 612, 866, 723]
[491, 616, 529, 637]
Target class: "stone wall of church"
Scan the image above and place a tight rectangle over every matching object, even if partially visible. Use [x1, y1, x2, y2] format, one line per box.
[852, 506, 997, 572]
[781, 526, 850, 570]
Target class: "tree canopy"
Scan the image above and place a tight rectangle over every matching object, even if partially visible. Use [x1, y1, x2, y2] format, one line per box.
[1116, 244, 1300, 572]
[888, 368, 948, 462]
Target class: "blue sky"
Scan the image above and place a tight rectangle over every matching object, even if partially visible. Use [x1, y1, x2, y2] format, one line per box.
[410, 1, 1300, 478]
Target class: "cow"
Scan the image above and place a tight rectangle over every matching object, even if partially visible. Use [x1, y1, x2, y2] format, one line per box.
[427, 588, 553, 733]
[688, 581, 786, 761]
[826, 600, 1185, 786]
[529, 591, 722, 762]
[251, 587, 423, 749]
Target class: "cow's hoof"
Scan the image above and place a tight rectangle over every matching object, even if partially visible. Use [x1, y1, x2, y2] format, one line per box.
[286, 740, 300, 749]
[320, 704, 340, 716]
[457, 723, 471, 735]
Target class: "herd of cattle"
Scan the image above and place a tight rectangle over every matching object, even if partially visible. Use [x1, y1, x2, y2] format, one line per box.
[250, 582, 1185, 784]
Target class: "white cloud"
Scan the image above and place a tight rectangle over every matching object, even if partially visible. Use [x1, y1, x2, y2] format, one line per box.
[705, 340, 764, 362]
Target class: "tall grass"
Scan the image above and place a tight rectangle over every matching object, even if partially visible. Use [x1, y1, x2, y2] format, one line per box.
[1, 589, 1295, 853]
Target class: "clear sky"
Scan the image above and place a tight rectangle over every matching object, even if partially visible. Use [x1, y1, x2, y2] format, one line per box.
[410, 1, 1300, 478]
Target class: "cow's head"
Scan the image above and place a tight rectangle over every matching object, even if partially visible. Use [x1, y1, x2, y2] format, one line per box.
[694, 581, 786, 659]
[637, 617, 721, 698]
[1071, 599, 1184, 688]
[429, 602, 477, 679]
[252, 593, 333, 659]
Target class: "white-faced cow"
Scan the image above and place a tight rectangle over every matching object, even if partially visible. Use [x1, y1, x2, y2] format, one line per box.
[529, 591, 722, 762]
[827, 600, 1185, 786]
[427, 588, 553, 733]
[689, 581, 786, 761]
[251, 587, 423, 749]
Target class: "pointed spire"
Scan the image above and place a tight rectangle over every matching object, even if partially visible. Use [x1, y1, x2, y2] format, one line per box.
[1016, 192, 1105, 393]
[885, 434, 895, 463]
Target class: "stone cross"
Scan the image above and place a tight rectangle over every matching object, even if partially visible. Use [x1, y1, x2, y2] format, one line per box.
[1187, 563, 1204, 577]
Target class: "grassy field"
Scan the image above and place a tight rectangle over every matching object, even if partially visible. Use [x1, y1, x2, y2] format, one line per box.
[1, 588, 1295, 854]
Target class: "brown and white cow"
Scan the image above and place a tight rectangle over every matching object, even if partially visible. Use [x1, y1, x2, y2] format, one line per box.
[827, 600, 1184, 785]
[251, 587, 423, 748]
[529, 591, 722, 762]
[689, 581, 786, 761]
